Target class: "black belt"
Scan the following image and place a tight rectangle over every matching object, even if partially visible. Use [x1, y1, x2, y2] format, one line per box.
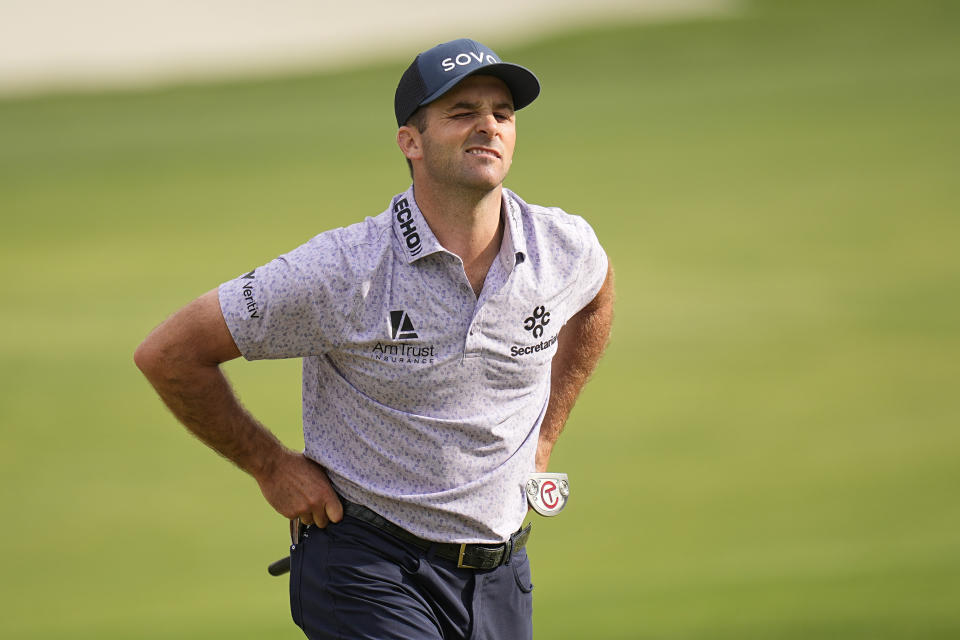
[342, 500, 531, 570]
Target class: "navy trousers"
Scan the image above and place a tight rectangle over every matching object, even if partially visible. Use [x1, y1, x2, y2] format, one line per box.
[289, 514, 534, 639]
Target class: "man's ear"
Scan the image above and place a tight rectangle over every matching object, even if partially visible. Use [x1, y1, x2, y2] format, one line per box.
[397, 126, 423, 162]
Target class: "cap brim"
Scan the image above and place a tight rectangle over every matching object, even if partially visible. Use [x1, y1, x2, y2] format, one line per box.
[419, 62, 541, 113]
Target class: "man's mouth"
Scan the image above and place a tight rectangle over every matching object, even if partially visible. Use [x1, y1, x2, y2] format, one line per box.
[466, 147, 502, 159]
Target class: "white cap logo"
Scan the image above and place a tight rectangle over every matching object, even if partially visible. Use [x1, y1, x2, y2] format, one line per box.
[441, 51, 499, 72]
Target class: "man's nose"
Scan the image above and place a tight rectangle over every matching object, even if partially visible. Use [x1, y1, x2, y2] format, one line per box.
[474, 112, 500, 136]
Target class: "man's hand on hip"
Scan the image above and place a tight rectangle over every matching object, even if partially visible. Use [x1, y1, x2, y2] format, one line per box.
[256, 450, 344, 528]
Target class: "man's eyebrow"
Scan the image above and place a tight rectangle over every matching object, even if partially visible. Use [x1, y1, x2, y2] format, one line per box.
[446, 101, 516, 112]
[447, 101, 481, 111]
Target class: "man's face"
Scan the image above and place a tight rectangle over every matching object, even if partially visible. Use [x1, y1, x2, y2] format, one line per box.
[415, 75, 517, 192]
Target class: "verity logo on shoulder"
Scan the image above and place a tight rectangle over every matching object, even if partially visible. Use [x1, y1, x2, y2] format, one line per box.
[389, 310, 418, 340]
[441, 51, 499, 72]
[240, 270, 260, 319]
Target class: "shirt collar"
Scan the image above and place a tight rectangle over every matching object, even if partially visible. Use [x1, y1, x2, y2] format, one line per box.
[391, 186, 528, 269]
[391, 186, 445, 264]
[500, 188, 528, 271]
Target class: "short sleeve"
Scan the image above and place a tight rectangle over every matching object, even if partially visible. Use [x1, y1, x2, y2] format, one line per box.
[566, 215, 609, 314]
[217, 230, 355, 360]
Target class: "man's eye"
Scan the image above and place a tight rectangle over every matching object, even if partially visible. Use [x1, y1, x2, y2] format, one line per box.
[452, 112, 473, 119]
[495, 113, 513, 122]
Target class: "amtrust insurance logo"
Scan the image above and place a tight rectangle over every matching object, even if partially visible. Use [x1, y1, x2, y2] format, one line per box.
[389, 310, 418, 340]
[372, 310, 436, 365]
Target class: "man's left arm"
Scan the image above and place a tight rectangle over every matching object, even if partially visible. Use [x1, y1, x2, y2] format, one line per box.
[536, 261, 615, 472]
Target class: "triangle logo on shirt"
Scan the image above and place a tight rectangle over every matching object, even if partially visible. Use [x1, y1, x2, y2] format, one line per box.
[389, 310, 419, 341]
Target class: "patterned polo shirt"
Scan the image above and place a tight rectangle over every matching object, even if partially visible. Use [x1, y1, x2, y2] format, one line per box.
[218, 186, 607, 543]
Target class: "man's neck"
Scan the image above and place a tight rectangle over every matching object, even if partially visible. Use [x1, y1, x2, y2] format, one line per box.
[412, 181, 505, 295]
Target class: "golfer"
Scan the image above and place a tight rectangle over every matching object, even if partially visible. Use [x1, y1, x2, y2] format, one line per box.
[135, 38, 614, 640]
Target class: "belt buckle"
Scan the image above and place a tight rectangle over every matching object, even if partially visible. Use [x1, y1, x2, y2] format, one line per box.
[457, 543, 478, 569]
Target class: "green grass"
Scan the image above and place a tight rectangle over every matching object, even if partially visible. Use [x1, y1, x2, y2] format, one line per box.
[2, 0, 959, 637]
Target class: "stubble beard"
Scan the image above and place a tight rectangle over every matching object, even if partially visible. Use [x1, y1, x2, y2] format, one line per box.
[421, 139, 510, 196]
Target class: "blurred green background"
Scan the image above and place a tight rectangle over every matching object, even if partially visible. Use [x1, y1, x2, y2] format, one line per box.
[2, 0, 959, 637]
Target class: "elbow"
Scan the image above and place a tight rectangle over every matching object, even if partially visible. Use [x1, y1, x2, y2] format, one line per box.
[134, 330, 183, 384]
[133, 337, 163, 379]
[134, 329, 217, 389]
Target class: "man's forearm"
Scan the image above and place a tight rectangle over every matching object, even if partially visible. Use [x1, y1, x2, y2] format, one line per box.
[536, 264, 615, 471]
[139, 356, 286, 479]
[133, 291, 287, 481]
[135, 290, 342, 526]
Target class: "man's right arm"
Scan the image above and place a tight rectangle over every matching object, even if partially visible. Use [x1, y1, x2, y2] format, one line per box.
[133, 289, 342, 527]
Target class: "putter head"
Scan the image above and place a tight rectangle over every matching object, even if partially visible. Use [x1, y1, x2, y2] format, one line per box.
[526, 472, 570, 516]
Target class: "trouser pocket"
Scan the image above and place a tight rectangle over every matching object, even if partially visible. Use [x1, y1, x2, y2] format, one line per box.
[512, 549, 535, 593]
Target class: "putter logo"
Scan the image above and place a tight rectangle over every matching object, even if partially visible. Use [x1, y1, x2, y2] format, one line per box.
[441, 51, 499, 72]
[540, 480, 560, 509]
[389, 310, 419, 340]
[526, 473, 570, 517]
[523, 305, 550, 339]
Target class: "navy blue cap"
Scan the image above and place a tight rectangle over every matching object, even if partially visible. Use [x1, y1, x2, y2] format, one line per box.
[395, 38, 541, 127]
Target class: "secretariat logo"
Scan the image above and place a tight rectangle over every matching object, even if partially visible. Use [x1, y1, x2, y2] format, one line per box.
[371, 310, 436, 365]
[523, 305, 550, 338]
[512, 305, 558, 357]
